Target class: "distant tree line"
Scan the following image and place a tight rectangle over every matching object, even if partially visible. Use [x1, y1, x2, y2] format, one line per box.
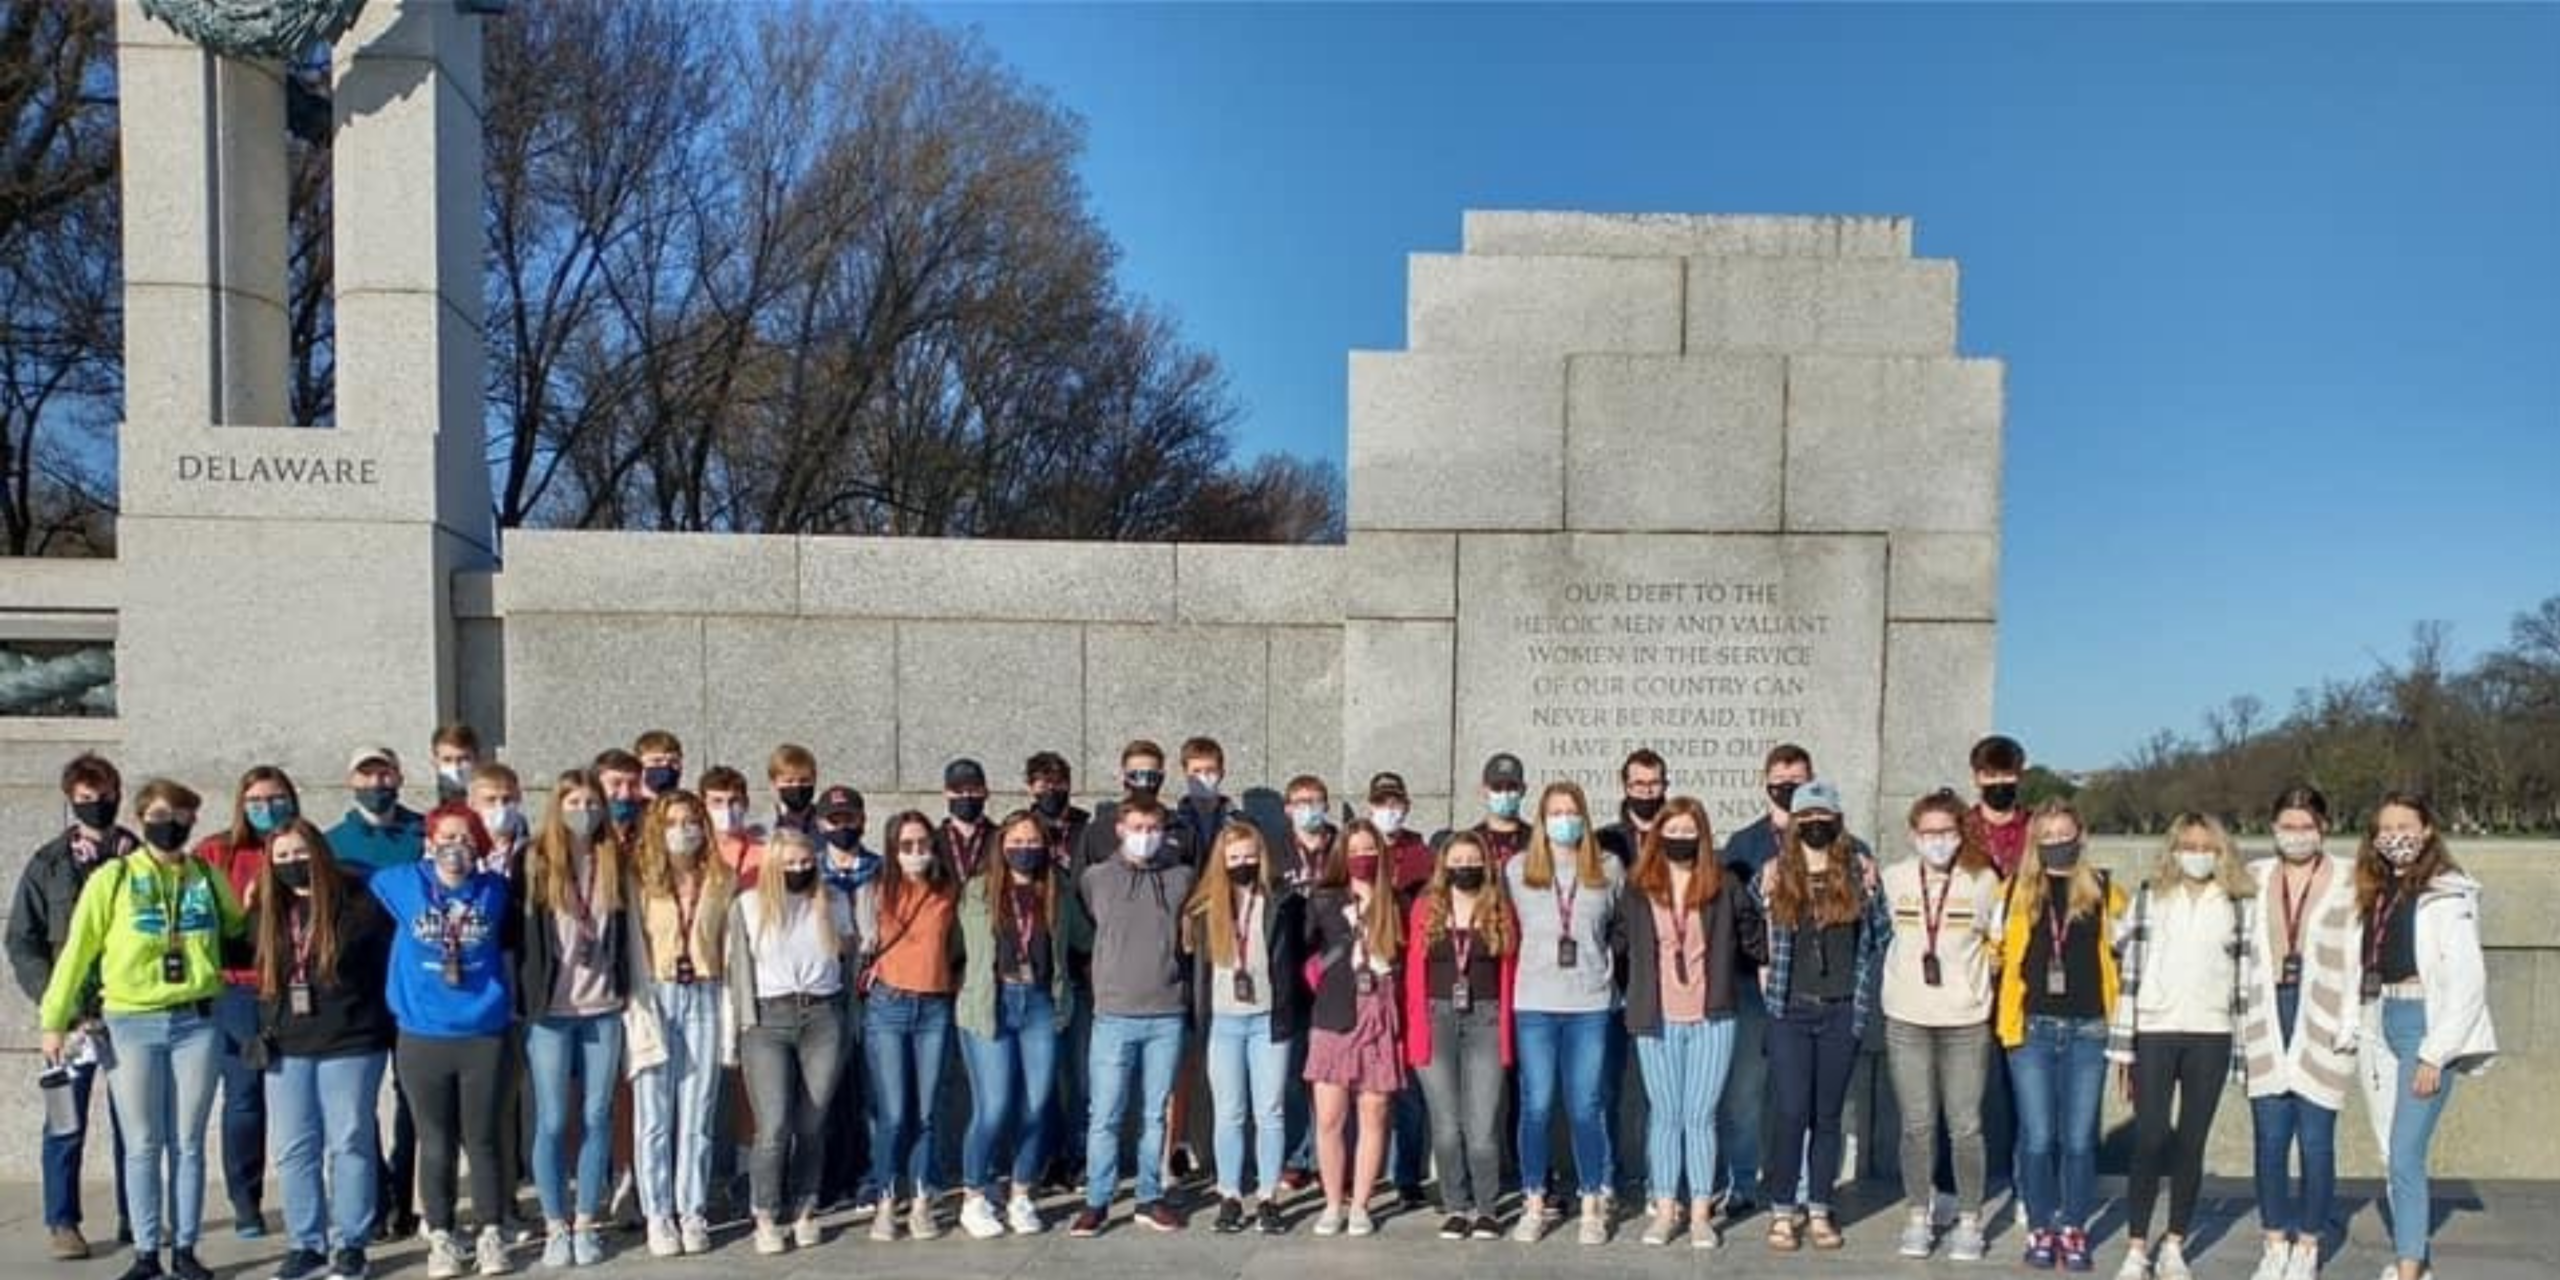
[2072, 597, 2560, 836]
[0, 0, 1344, 556]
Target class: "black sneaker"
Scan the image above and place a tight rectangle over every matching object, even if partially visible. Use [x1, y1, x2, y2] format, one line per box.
[114, 1254, 163, 1280]
[1399, 1186, 1430, 1211]
[1255, 1202, 1285, 1235]
[1438, 1214, 1471, 1240]
[168, 1249, 215, 1280]
[328, 1247, 370, 1280]
[375, 1210, 418, 1244]
[1135, 1201, 1182, 1232]
[1068, 1206, 1106, 1238]
[272, 1248, 331, 1280]
[1470, 1214, 1503, 1240]
[1214, 1199, 1246, 1234]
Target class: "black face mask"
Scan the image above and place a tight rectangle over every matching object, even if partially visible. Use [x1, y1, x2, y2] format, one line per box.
[643, 765, 682, 794]
[1980, 781, 2020, 812]
[353, 785, 399, 817]
[782, 867, 819, 895]
[778, 785, 815, 814]
[273, 861, 313, 893]
[71, 797, 117, 830]
[1124, 769, 1165, 799]
[2038, 840, 2083, 870]
[1008, 848, 1050, 877]
[1624, 796, 1665, 824]
[1767, 781, 1801, 812]
[1226, 859, 1260, 885]
[1663, 837, 1702, 864]
[823, 826, 863, 852]
[144, 819, 192, 854]
[949, 796, 987, 824]
[1796, 821, 1841, 851]
[1448, 866, 1488, 893]
[1032, 790, 1069, 818]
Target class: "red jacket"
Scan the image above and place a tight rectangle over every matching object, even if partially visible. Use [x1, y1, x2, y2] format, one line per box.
[1401, 895, 1518, 1070]
[195, 834, 266, 987]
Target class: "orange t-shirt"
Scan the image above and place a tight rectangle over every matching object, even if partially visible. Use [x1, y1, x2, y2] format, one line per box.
[871, 888, 958, 995]
[720, 830, 765, 892]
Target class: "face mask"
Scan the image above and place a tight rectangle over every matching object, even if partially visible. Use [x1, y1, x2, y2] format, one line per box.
[245, 796, 297, 835]
[476, 801, 520, 841]
[354, 785, 399, 817]
[1979, 781, 2020, 812]
[643, 765, 682, 794]
[143, 819, 192, 854]
[949, 796, 986, 824]
[431, 840, 474, 875]
[1544, 814, 1585, 846]
[1226, 858, 1260, 885]
[1348, 851, 1381, 883]
[1033, 790, 1069, 818]
[783, 866, 819, 895]
[1663, 836, 1702, 864]
[2275, 830, 2323, 862]
[1186, 772, 1222, 801]
[608, 797, 643, 827]
[1008, 847, 1050, 876]
[272, 861, 312, 893]
[1766, 781, 1800, 812]
[1124, 769, 1164, 798]
[1796, 820, 1841, 851]
[777, 785, 815, 814]
[2038, 839, 2083, 870]
[562, 807, 602, 840]
[71, 797, 117, 830]
[1487, 790, 1524, 820]
[897, 851, 935, 877]
[1624, 796, 1665, 824]
[665, 825, 704, 858]
[1916, 833, 1962, 868]
[1120, 831, 1164, 865]
[1371, 807, 1406, 836]
[823, 826, 863, 852]
[1291, 803, 1328, 833]
[710, 804, 747, 834]
[436, 766, 472, 799]
[2375, 832, 2423, 866]
[1449, 866, 1488, 893]
[2176, 851, 2219, 881]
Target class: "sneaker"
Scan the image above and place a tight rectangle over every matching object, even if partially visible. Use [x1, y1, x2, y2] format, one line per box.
[1346, 1208, 1375, 1238]
[2284, 1243, 2321, 1280]
[327, 1247, 370, 1280]
[116, 1257, 165, 1280]
[1439, 1214, 1472, 1240]
[2119, 1248, 2154, 1280]
[1901, 1209, 1938, 1259]
[380, 1211, 421, 1246]
[752, 1219, 786, 1255]
[1948, 1214, 1989, 1262]
[870, 1201, 900, 1243]
[1311, 1206, 1344, 1237]
[908, 1197, 943, 1241]
[1007, 1194, 1044, 1235]
[170, 1251, 215, 1280]
[425, 1230, 465, 1279]
[2026, 1229, 2059, 1270]
[49, 1226, 90, 1261]
[2255, 1243, 2295, 1280]
[2059, 1228, 2096, 1273]
[569, 1228, 603, 1267]
[539, 1227, 572, 1270]
[963, 1195, 1008, 1240]
[238, 1214, 269, 1240]
[1578, 1195, 1609, 1246]
[1691, 1203, 1723, 1251]
[1257, 1202, 1287, 1235]
[1068, 1206, 1106, 1238]
[677, 1216, 711, 1256]
[645, 1218, 679, 1259]
[1399, 1186, 1429, 1211]
[475, 1226, 513, 1276]
[1470, 1214, 1503, 1240]
[1511, 1196, 1547, 1243]
[273, 1249, 331, 1280]
[1213, 1198, 1246, 1235]
[1134, 1201, 1181, 1233]
[1279, 1167, 1315, 1194]
[1642, 1202, 1681, 1246]
[2157, 1240, 2193, 1280]
[792, 1213, 822, 1249]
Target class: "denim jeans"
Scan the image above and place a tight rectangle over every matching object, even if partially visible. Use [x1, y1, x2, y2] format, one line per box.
[634, 980, 724, 1222]
[1717, 978, 1769, 1200]
[1389, 1075, 1430, 1192]
[1084, 1013, 1185, 1209]
[1887, 1018, 1990, 1215]
[1513, 1008, 1612, 1197]
[1283, 1029, 1316, 1175]
[960, 984, 1058, 1198]
[212, 984, 268, 1221]
[2252, 986, 2337, 1241]
[1204, 1011, 1289, 1200]
[2363, 997, 2455, 1265]
[41, 1052, 129, 1232]
[1636, 1016, 1738, 1203]
[1048, 982, 1090, 1180]
[742, 997, 844, 1217]
[864, 986, 954, 1200]
[1766, 999, 1859, 1213]
[2007, 1014, 2109, 1231]
[265, 1050, 387, 1252]
[104, 1005, 223, 1250]
[525, 1011, 625, 1222]
[1414, 997, 1505, 1215]
[816, 988, 869, 1206]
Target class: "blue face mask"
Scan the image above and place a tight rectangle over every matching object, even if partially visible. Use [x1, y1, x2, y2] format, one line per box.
[1487, 790, 1524, 820]
[1291, 804, 1328, 833]
[1544, 814, 1586, 847]
[245, 796, 297, 835]
[609, 797, 644, 827]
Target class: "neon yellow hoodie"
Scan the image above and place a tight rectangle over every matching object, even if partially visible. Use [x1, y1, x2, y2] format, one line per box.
[39, 851, 247, 1031]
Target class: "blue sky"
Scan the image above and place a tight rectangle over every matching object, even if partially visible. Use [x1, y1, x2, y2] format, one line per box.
[928, 2, 2560, 771]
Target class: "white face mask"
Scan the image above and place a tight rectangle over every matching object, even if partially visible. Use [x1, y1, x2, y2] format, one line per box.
[2176, 851, 2219, 882]
[710, 805, 747, 835]
[2274, 830, 2322, 862]
[478, 802, 521, 839]
[1120, 831, 1165, 864]
[897, 851, 935, 877]
[2375, 831, 2424, 866]
[665, 825, 704, 858]
[1371, 807, 1407, 836]
[1915, 833, 1961, 868]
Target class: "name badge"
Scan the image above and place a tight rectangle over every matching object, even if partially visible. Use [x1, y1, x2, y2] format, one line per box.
[1355, 968, 1378, 996]
[2279, 954, 2302, 988]
[288, 983, 314, 1017]
[442, 952, 464, 988]
[2360, 970, 2383, 1002]
[2044, 959, 2068, 997]
[1450, 976, 1473, 1013]
[161, 951, 187, 985]
[1921, 953, 1943, 988]
[1557, 936, 1579, 970]
[1233, 970, 1256, 1004]
[674, 956, 697, 987]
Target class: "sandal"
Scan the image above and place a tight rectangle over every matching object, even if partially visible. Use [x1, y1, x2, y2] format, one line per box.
[1768, 1214, 1802, 1252]
[1807, 1213, 1844, 1250]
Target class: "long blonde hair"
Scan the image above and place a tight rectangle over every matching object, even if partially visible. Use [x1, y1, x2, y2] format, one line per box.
[755, 826, 838, 956]
[632, 789, 733, 957]
[2013, 799, 2105, 922]
[2151, 811, 2255, 901]
[529, 770, 624, 914]
[1523, 780, 1607, 891]
[1185, 822, 1273, 968]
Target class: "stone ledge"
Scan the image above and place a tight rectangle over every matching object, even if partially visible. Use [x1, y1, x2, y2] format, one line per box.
[1688, 257, 1958, 355]
[1348, 351, 1565, 532]
[801, 537, 1173, 624]
[1464, 211, 1914, 259]
[495, 530, 798, 616]
[1408, 254, 1683, 356]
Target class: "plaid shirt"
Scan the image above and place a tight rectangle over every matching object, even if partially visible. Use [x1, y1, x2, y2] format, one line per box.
[1753, 845, 1892, 1039]
[2107, 880, 2252, 1079]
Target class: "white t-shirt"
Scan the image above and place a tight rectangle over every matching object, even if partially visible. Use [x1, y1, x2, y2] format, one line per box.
[740, 888, 851, 999]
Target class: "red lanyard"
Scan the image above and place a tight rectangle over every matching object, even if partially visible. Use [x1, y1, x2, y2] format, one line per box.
[1346, 898, 1371, 971]
[2279, 856, 2323, 957]
[671, 878, 701, 964]
[289, 901, 313, 984]
[2043, 892, 2074, 963]
[1919, 865, 1953, 958]
[1453, 925, 1475, 975]
[1667, 895, 1694, 971]
[1553, 877, 1579, 938]
[427, 875, 466, 955]
[1010, 886, 1041, 967]
[564, 855, 598, 940]
[1232, 889, 1258, 970]
[2365, 880, 2404, 973]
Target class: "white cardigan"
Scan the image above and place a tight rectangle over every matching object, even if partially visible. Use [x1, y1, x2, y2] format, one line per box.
[2240, 855, 2363, 1107]
[2406, 872, 2499, 1074]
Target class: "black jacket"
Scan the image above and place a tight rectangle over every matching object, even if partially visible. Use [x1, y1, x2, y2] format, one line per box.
[259, 877, 399, 1059]
[511, 855, 633, 1019]
[1620, 866, 1767, 1035]
[7, 827, 136, 1015]
[1188, 887, 1309, 1042]
[1303, 887, 1394, 1034]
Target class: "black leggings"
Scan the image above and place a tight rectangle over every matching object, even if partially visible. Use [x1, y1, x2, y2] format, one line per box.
[2127, 1032, 2230, 1241]
[397, 1032, 508, 1234]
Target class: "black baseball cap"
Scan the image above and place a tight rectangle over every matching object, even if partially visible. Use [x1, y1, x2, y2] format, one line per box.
[943, 758, 987, 790]
[817, 784, 864, 818]
[1482, 752, 1526, 789]
[1366, 771, 1410, 803]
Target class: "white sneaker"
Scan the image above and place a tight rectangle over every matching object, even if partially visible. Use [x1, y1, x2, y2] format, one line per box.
[1578, 1195, 1609, 1246]
[1510, 1196, 1547, 1243]
[425, 1231, 464, 1280]
[960, 1195, 1006, 1240]
[475, 1226, 512, 1276]
[751, 1219, 786, 1255]
[1346, 1207, 1375, 1238]
[2117, 1248, 2153, 1280]
[869, 1199, 900, 1243]
[2285, 1242, 2321, 1280]
[1006, 1194, 1044, 1235]
[644, 1218, 680, 1259]
[908, 1197, 943, 1241]
[2254, 1242, 2293, 1280]
[2157, 1239, 2194, 1280]
[792, 1213, 822, 1249]
[677, 1215, 711, 1256]
[1311, 1205, 1345, 1237]
[1642, 1203, 1680, 1246]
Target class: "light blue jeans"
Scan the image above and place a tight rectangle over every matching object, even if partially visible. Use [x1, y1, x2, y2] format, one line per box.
[264, 1050, 388, 1252]
[103, 1005, 222, 1251]
[864, 986, 955, 1200]
[2007, 1015, 2109, 1231]
[525, 1012, 626, 1222]
[1084, 1013, 1186, 1209]
[2367, 997, 2456, 1266]
[634, 981, 724, 1223]
[1206, 1011, 1290, 1200]
[1514, 1008, 1613, 1197]
[959, 984, 1058, 1198]
[1635, 1016, 1738, 1203]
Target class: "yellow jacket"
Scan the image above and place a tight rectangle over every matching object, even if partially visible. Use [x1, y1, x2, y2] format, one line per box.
[1995, 872, 2128, 1048]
